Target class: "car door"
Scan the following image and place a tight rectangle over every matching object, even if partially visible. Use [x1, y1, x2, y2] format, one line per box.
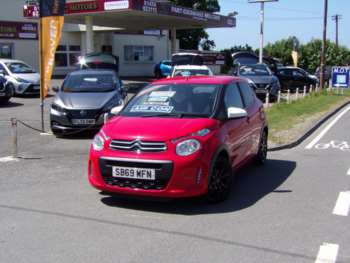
[238, 80, 263, 159]
[292, 69, 308, 89]
[222, 82, 249, 168]
[277, 69, 293, 91]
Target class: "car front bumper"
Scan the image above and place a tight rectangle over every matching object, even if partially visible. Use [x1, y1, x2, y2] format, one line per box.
[88, 149, 210, 198]
[13, 82, 40, 95]
[50, 108, 105, 134]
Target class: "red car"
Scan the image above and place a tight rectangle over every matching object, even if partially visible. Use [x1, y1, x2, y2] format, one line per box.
[88, 76, 268, 202]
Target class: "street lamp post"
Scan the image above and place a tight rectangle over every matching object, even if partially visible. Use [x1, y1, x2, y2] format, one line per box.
[248, 0, 278, 63]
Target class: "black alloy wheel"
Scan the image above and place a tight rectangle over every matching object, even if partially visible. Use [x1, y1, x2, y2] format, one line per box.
[206, 156, 233, 203]
[255, 131, 268, 165]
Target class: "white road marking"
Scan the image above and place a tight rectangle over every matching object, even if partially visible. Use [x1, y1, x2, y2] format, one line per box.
[347, 168, 350, 176]
[305, 106, 350, 149]
[0, 156, 19, 163]
[333, 191, 350, 216]
[315, 243, 339, 263]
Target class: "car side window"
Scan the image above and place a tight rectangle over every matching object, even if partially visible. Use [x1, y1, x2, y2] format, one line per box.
[239, 81, 255, 108]
[224, 82, 244, 109]
[293, 70, 305, 77]
[278, 69, 291, 76]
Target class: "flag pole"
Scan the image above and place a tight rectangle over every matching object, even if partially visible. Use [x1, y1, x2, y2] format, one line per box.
[39, 16, 45, 132]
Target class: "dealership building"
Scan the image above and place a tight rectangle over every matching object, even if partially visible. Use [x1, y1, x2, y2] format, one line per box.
[0, 0, 235, 77]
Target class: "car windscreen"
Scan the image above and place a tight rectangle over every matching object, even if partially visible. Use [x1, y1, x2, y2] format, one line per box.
[62, 73, 117, 93]
[121, 84, 221, 118]
[5, 62, 35, 74]
[173, 69, 210, 77]
[239, 65, 271, 76]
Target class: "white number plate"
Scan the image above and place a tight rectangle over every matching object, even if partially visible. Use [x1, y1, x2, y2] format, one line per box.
[112, 166, 156, 180]
[33, 85, 40, 90]
[72, 119, 95, 125]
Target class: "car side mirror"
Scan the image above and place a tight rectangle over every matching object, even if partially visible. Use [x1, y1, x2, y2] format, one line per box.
[0, 69, 5, 77]
[52, 86, 59, 92]
[227, 107, 248, 119]
[110, 105, 124, 115]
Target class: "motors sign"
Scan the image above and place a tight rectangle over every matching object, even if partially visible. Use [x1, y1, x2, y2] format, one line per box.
[332, 66, 350, 88]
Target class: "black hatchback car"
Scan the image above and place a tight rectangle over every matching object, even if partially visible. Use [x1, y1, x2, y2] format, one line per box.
[276, 67, 318, 92]
[50, 70, 125, 136]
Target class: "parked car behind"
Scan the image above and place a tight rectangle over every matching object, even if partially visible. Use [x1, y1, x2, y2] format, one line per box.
[0, 59, 40, 95]
[88, 76, 268, 203]
[0, 74, 14, 103]
[50, 70, 125, 136]
[171, 65, 213, 77]
[276, 67, 318, 92]
[154, 60, 172, 78]
[234, 64, 280, 101]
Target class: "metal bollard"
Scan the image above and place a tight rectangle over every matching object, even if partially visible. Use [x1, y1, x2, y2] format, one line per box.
[277, 90, 281, 104]
[11, 118, 18, 159]
[296, 88, 299, 100]
[287, 89, 290, 104]
[303, 86, 306, 97]
[310, 85, 313, 94]
[316, 84, 319, 93]
[265, 92, 270, 108]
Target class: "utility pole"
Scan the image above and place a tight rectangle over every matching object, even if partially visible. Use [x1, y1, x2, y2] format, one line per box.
[320, 0, 328, 90]
[332, 14, 342, 47]
[248, 0, 278, 63]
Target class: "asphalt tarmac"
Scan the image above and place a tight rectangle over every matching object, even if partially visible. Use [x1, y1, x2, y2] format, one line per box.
[0, 96, 349, 263]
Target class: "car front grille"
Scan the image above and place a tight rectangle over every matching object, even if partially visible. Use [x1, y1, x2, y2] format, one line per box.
[25, 84, 40, 93]
[99, 158, 173, 190]
[110, 139, 167, 153]
[256, 83, 270, 90]
[67, 109, 101, 119]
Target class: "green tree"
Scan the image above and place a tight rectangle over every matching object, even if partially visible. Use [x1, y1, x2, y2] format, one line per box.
[299, 39, 350, 72]
[169, 0, 220, 50]
[264, 36, 299, 66]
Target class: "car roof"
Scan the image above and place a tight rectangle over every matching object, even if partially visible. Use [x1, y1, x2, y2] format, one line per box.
[172, 52, 201, 56]
[278, 66, 302, 70]
[69, 69, 117, 76]
[173, 65, 210, 70]
[152, 76, 241, 85]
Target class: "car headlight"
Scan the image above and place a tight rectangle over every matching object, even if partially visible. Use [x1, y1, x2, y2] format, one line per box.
[176, 139, 201, 156]
[92, 134, 105, 151]
[51, 103, 65, 113]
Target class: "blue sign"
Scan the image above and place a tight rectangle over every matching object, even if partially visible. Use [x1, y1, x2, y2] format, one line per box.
[332, 66, 350, 88]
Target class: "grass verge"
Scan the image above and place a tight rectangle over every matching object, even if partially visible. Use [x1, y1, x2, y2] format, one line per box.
[266, 89, 350, 145]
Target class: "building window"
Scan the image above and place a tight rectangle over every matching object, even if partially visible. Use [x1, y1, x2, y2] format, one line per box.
[55, 45, 81, 68]
[0, 43, 13, 59]
[124, 45, 154, 62]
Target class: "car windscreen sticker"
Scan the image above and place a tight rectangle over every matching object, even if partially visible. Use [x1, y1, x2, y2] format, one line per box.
[149, 91, 176, 98]
[130, 105, 174, 113]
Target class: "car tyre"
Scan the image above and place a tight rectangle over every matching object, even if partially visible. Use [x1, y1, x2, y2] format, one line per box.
[255, 130, 268, 165]
[206, 155, 233, 203]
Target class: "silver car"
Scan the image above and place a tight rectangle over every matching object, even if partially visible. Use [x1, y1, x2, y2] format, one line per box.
[0, 59, 40, 95]
[50, 70, 125, 136]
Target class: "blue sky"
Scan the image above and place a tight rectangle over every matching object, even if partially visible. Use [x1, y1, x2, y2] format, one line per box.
[207, 0, 350, 50]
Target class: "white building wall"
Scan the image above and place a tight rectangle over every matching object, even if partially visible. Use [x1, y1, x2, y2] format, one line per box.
[113, 34, 169, 77]
[0, 0, 39, 70]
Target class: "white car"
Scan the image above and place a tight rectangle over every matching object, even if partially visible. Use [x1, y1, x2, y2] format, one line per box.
[171, 65, 214, 78]
[0, 59, 40, 95]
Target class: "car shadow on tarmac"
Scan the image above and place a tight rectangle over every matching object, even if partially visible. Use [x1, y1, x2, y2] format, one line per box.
[100, 159, 296, 215]
[0, 101, 24, 108]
